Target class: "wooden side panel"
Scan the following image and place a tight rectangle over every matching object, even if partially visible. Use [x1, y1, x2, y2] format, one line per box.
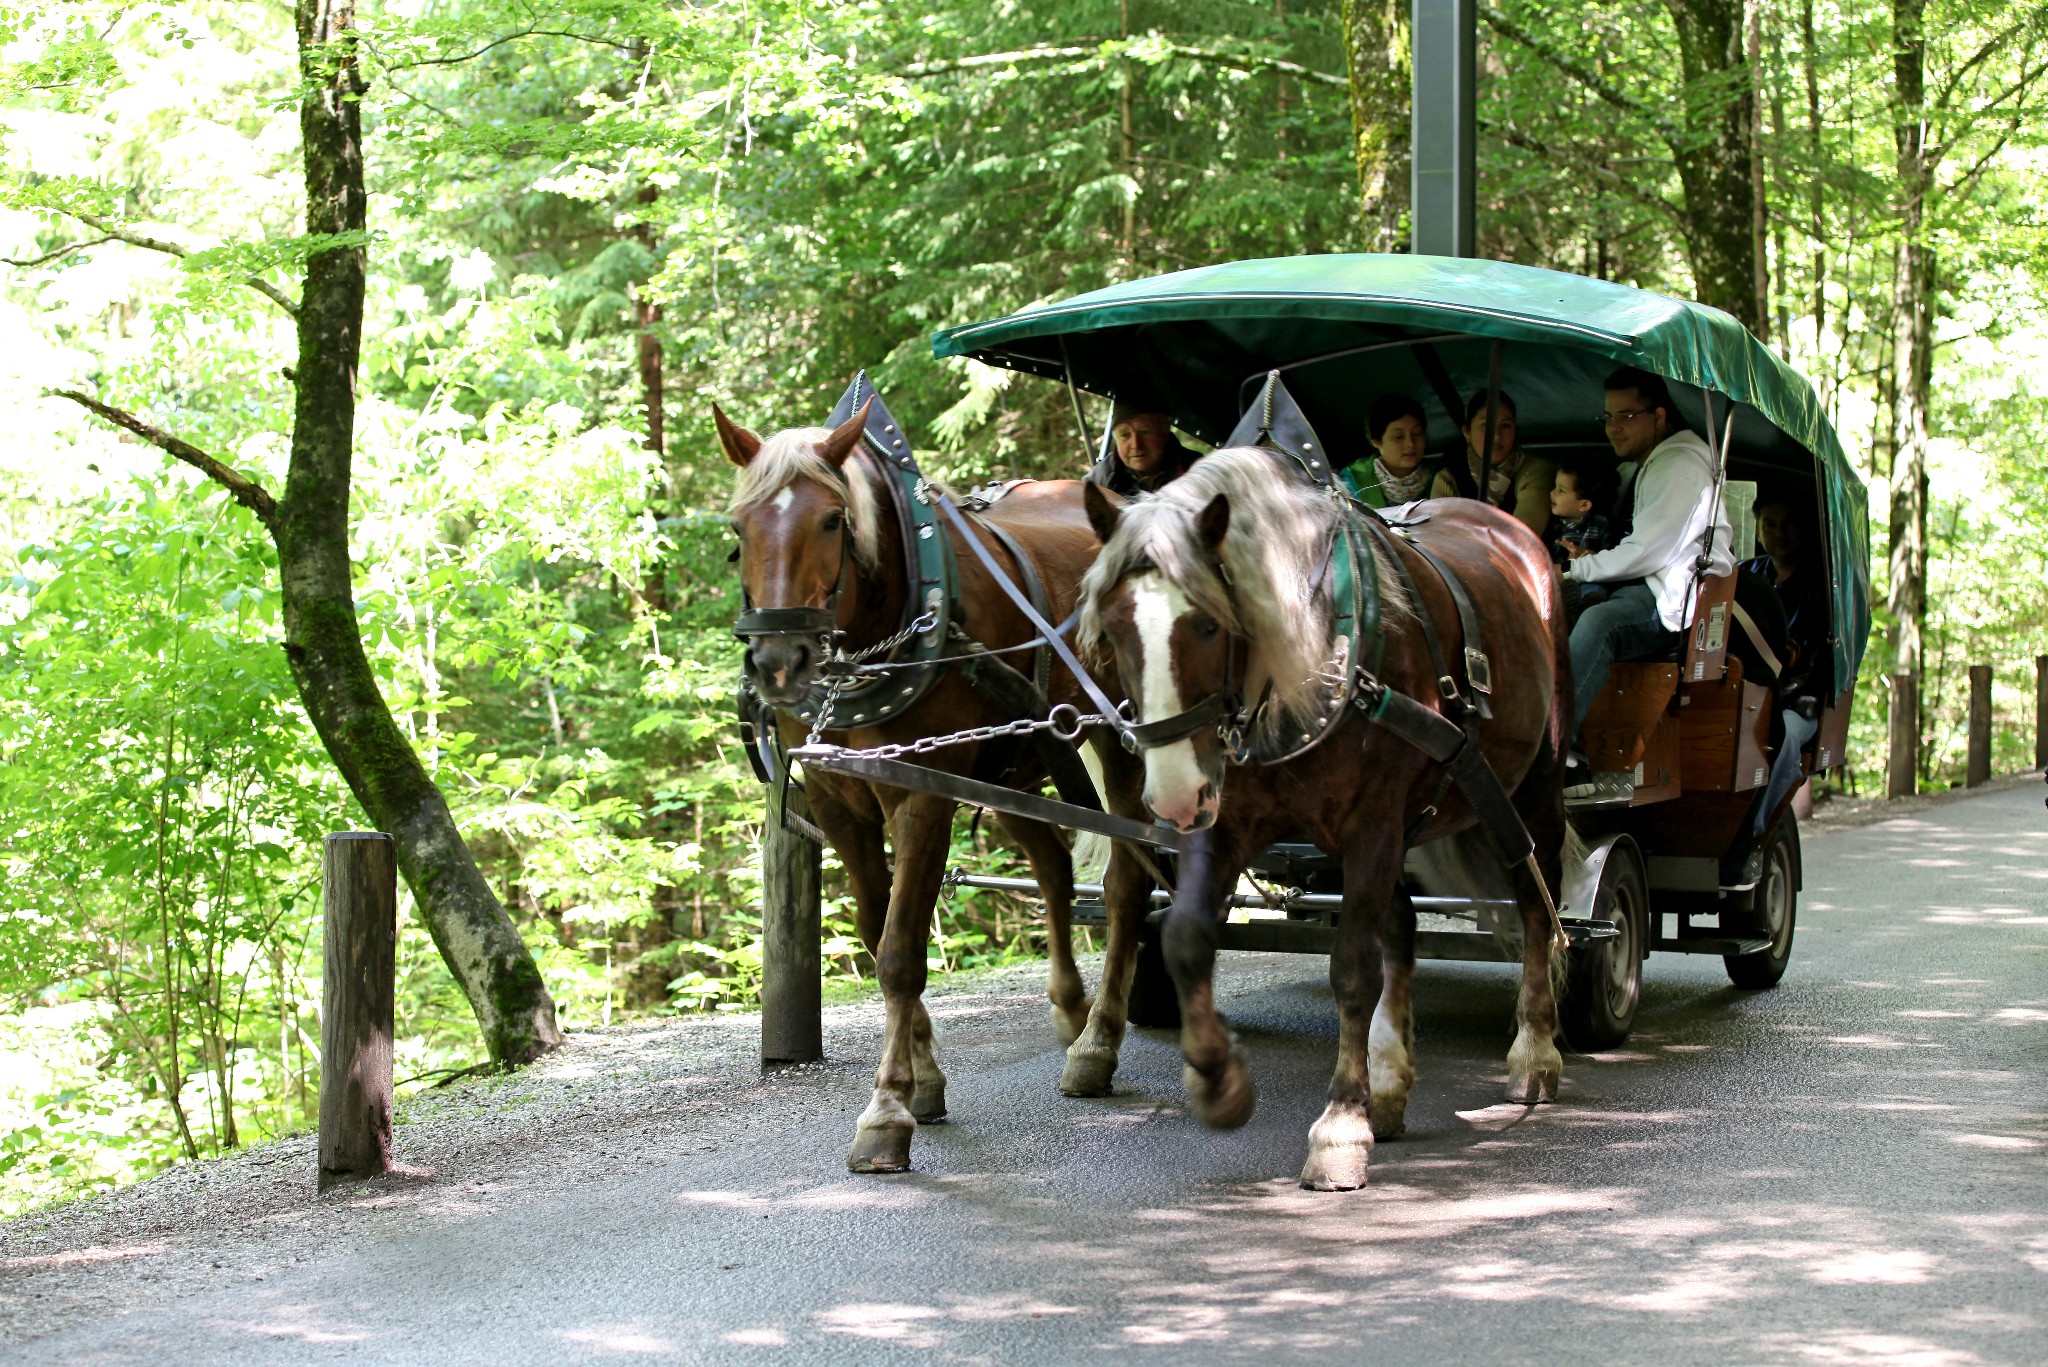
[1812, 684, 1855, 773]
[1629, 711, 1683, 805]
[1581, 663, 1680, 774]
[1680, 657, 1772, 791]
[1681, 571, 1737, 684]
[1734, 678, 1772, 791]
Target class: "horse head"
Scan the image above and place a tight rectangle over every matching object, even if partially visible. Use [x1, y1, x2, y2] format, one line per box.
[1080, 481, 1240, 832]
[719, 399, 882, 708]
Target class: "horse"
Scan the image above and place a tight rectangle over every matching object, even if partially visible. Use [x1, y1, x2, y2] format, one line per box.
[1077, 446, 1571, 1191]
[718, 398, 1155, 1173]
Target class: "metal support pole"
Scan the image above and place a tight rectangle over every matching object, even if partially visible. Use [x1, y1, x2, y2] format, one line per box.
[1411, 0, 1476, 257]
[1966, 664, 1992, 788]
[319, 832, 395, 1191]
[760, 783, 823, 1066]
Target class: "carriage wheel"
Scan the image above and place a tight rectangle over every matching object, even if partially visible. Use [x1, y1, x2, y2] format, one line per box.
[1723, 819, 1798, 989]
[1125, 919, 1181, 1029]
[1560, 838, 1647, 1052]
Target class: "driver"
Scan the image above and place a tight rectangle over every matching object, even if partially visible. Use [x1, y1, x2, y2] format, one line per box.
[1561, 366, 1734, 794]
[1088, 405, 1199, 496]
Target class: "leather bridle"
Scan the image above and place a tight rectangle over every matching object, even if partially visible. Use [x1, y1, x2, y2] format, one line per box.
[1117, 553, 1251, 762]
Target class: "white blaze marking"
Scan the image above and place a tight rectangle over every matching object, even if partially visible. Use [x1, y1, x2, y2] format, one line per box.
[1129, 573, 1207, 819]
[770, 486, 796, 512]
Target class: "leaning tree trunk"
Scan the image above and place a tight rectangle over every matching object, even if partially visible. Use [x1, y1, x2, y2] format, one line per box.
[1341, 0, 1409, 250]
[283, 0, 562, 1062]
[1663, 0, 1766, 332]
[1885, 0, 1932, 797]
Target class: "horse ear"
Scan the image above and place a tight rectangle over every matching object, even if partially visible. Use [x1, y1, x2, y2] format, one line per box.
[1197, 493, 1231, 551]
[1083, 481, 1124, 544]
[714, 405, 762, 468]
[821, 399, 872, 467]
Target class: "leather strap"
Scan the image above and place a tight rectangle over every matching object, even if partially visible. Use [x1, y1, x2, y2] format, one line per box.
[1403, 538, 1494, 721]
[970, 511, 1054, 697]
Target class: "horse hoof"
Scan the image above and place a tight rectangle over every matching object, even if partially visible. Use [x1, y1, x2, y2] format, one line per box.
[1505, 1036, 1563, 1104]
[1050, 999, 1092, 1048]
[1059, 1044, 1118, 1097]
[846, 1123, 914, 1173]
[1300, 1103, 1374, 1190]
[1184, 1044, 1255, 1130]
[911, 1080, 948, 1123]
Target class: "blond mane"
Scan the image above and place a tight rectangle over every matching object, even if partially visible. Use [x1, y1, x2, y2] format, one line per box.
[727, 426, 885, 569]
[1079, 446, 1410, 739]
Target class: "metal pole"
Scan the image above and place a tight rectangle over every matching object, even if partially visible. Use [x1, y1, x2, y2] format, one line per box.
[319, 832, 395, 1191]
[1966, 664, 1992, 788]
[1411, 0, 1476, 257]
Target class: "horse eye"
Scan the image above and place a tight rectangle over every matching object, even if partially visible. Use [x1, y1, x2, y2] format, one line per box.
[726, 546, 741, 563]
[821, 511, 844, 533]
[1194, 617, 1221, 639]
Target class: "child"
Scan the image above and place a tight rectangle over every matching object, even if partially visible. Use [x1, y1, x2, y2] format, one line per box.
[1546, 454, 1619, 567]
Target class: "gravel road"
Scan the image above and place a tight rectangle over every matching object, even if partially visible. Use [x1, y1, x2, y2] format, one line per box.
[3, 778, 2044, 1365]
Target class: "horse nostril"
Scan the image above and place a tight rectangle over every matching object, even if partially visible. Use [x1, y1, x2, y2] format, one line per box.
[1196, 782, 1214, 808]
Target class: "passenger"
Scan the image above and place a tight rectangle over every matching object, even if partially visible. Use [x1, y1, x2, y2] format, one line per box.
[1545, 453, 1619, 566]
[1430, 389, 1557, 539]
[1087, 405, 1198, 496]
[1724, 495, 1832, 880]
[1341, 394, 1441, 508]
[1561, 365, 1734, 796]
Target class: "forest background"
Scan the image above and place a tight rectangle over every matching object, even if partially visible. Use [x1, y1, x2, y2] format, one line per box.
[2, 0, 2044, 1214]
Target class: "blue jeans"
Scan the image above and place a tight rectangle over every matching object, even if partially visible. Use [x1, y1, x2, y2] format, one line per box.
[1570, 582, 1677, 738]
[1751, 706, 1820, 838]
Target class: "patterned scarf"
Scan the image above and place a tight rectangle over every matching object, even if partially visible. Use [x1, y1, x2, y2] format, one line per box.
[1373, 457, 1433, 505]
[1465, 448, 1520, 504]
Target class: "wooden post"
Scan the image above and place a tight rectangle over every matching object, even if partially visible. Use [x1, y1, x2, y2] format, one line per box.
[2036, 655, 2047, 772]
[760, 784, 823, 1066]
[1887, 670, 1919, 798]
[320, 832, 396, 1190]
[1965, 664, 1993, 787]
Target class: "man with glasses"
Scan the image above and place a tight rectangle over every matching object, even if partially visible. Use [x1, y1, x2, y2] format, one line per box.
[1558, 366, 1734, 797]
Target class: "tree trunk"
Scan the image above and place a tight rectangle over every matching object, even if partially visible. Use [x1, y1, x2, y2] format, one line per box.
[1341, 0, 1409, 249]
[1886, 0, 1931, 801]
[1663, 0, 1765, 331]
[282, 0, 562, 1065]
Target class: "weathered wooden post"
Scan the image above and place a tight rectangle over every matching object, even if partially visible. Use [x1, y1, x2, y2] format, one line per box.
[2036, 655, 2047, 771]
[319, 832, 396, 1190]
[1888, 671, 1918, 798]
[760, 784, 823, 1066]
[1965, 664, 1993, 788]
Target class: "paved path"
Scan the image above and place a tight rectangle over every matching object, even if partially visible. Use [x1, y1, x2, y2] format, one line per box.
[5, 784, 2046, 1365]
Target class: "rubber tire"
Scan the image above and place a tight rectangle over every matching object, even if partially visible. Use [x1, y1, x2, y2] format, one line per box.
[1125, 920, 1181, 1029]
[1724, 819, 1798, 989]
[1561, 839, 1648, 1052]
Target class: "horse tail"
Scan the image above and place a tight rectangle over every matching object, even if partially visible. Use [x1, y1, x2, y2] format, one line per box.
[1070, 742, 1113, 886]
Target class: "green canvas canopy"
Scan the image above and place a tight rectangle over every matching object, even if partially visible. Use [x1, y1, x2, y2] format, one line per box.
[932, 252, 1870, 688]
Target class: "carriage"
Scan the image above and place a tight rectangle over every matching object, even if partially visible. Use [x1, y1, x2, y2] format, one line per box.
[775, 253, 1871, 1054]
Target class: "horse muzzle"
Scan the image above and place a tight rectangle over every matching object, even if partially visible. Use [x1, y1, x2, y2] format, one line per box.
[735, 607, 837, 708]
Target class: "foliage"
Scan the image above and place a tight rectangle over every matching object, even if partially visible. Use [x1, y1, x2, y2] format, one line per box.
[3, 0, 2047, 1216]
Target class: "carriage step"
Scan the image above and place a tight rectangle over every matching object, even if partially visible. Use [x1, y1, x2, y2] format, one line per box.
[1653, 934, 1772, 956]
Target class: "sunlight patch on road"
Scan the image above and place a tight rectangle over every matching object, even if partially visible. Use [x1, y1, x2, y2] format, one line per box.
[1809, 1248, 1937, 1284]
[1790, 1330, 1984, 1365]
[555, 1323, 680, 1354]
[1, 1240, 168, 1269]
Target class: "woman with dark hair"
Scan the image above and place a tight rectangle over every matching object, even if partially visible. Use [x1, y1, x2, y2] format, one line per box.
[1341, 393, 1442, 508]
[1429, 389, 1556, 538]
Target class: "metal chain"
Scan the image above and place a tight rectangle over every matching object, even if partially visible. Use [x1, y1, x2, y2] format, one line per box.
[840, 607, 938, 664]
[811, 703, 1109, 762]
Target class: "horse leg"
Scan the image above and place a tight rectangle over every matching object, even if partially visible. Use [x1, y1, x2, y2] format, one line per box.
[1302, 832, 1401, 1190]
[1164, 827, 1255, 1129]
[1368, 888, 1420, 1140]
[993, 812, 1090, 1047]
[1506, 741, 1570, 1105]
[813, 785, 950, 1119]
[1058, 741, 1153, 1096]
[847, 792, 954, 1173]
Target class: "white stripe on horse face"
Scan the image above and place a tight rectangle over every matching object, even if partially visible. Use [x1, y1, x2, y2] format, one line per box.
[1129, 572, 1209, 827]
[770, 486, 797, 513]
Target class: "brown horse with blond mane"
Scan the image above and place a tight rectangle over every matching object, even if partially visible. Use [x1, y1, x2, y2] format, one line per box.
[719, 397, 1152, 1174]
[1079, 445, 1572, 1190]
